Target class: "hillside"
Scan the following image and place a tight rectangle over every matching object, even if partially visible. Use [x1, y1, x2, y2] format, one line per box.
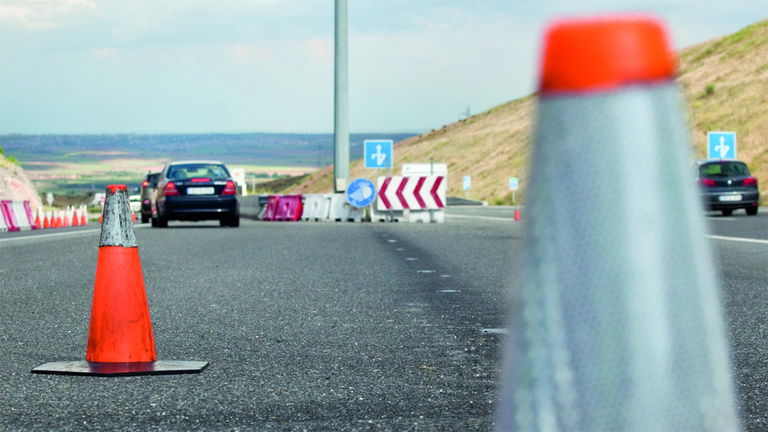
[289, 18, 768, 205]
[0, 152, 42, 210]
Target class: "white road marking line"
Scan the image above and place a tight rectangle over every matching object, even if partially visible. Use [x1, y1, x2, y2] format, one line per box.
[446, 214, 512, 222]
[0, 225, 149, 244]
[708, 235, 768, 245]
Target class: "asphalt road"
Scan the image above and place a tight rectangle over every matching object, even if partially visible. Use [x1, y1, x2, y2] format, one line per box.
[0, 207, 765, 431]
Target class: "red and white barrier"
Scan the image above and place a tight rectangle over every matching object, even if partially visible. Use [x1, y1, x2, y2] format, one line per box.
[375, 176, 446, 223]
[0, 200, 38, 231]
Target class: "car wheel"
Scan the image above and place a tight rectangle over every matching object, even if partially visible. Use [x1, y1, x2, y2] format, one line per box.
[721, 209, 733, 216]
[746, 206, 758, 216]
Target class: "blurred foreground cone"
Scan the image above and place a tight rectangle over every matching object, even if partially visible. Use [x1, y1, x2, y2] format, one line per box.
[497, 15, 740, 431]
[33, 184, 208, 376]
[513, 208, 521, 221]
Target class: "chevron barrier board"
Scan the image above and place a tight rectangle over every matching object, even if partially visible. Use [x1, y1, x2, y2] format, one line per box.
[376, 176, 446, 211]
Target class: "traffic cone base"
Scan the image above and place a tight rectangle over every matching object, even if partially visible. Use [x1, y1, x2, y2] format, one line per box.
[33, 184, 208, 377]
[31, 360, 209, 376]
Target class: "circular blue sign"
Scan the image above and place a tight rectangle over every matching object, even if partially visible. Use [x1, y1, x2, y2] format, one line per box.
[346, 178, 377, 208]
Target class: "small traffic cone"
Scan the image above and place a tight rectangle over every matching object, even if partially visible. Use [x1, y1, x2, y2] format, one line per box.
[513, 207, 521, 221]
[80, 206, 88, 226]
[72, 209, 80, 226]
[62, 209, 70, 227]
[497, 15, 739, 432]
[34, 210, 41, 229]
[43, 211, 50, 229]
[54, 211, 62, 228]
[131, 211, 137, 223]
[33, 184, 208, 376]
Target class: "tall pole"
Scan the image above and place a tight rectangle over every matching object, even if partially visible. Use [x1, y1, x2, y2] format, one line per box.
[334, 0, 349, 193]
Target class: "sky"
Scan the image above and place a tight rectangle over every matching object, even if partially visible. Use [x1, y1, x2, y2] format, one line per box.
[0, 0, 765, 134]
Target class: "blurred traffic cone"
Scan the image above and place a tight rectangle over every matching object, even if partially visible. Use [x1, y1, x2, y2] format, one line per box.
[80, 206, 87, 226]
[497, 15, 740, 432]
[34, 210, 41, 229]
[32, 184, 208, 376]
[513, 208, 521, 221]
[62, 209, 70, 227]
[99, 212, 103, 224]
[72, 209, 80, 226]
[43, 211, 50, 229]
[131, 211, 137, 223]
[54, 211, 62, 228]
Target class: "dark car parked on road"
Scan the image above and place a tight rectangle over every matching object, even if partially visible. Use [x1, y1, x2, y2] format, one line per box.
[152, 161, 240, 227]
[140, 171, 161, 223]
[697, 159, 759, 216]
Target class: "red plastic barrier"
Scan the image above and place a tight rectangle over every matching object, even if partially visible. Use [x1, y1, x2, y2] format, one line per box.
[0, 201, 12, 232]
[23, 201, 39, 230]
[262, 195, 281, 221]
[274, 195, 303, 221]
[1, 200, 19, 231]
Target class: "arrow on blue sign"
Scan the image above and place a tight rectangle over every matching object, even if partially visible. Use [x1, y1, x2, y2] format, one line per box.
[707, 132, 737, 160]
[364, 140, 393, 169]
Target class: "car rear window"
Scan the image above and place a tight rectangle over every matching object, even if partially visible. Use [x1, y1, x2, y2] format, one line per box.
[699, 162, 749, 177]
[167, 164, 230, 180]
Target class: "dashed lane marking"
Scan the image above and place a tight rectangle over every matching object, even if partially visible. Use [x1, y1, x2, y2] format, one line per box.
[708, 235, 768, 245]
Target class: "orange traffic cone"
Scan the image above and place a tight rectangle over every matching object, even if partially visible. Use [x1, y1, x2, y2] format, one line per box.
[72, 210, 80, 226]
[80, 206, 88, 226]
[513, 208, 521, 221]
[32, 184, 208, 376]
[62, 209, 70, 227]
[99, 213, 103, 224]
[55, 211, 62, 228]
[34, 210, 41, 230]
[497, 15, 739, 431]
[43, 211, 50, 229]
[131, 211, 137, 223]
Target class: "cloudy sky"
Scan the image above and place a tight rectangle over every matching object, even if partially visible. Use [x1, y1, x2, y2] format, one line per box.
[0, 0, 765, 134]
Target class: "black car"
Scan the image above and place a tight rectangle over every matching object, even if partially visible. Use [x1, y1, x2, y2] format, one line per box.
[697, 159, 759, 216]
[140, 171, 161, 224]
[152, 161, 240, 227]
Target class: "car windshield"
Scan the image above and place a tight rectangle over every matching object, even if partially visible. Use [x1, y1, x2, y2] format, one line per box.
[699, 162, 749, 177]
[167, 164, 230, 180]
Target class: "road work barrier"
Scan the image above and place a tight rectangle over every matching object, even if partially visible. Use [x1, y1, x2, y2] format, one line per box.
[375, 176, 446, 223]
[496, 15, 740, 431]
[261, 195, 280, 221]
[33, 185, 208, 376]
[274, 195, 303, 221]
[302, 194, 332, 221]
[0, 200, 38, 231]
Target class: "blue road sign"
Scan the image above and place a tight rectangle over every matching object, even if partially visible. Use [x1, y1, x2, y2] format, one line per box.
[509, 177, 519, 191]
[364, 140, 393, 169]
[346, 178, 377, 208]
[463, 176, 471, 191]
[707, 132, 737, 160]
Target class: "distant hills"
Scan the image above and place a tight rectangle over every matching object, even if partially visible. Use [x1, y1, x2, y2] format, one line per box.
[1, 133, 416, 168]
[288, 18, 768, 205]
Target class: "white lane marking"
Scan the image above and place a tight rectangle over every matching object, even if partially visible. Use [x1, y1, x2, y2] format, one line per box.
[708, 235, 768, 245]
[437, 289, 461, 293]
[0, 225, 149, 244]
[446, 213, 512, 222]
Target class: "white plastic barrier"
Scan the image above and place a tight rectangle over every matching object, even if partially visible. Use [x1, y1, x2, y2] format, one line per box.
[328, 193, 364, 222]
[3, 200, 37, 230]
[302, 194, 332, 221]
[0, 205, 10, 232]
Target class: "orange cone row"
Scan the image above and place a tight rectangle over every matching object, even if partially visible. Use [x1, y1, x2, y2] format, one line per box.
[37, 205, 90, 230]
